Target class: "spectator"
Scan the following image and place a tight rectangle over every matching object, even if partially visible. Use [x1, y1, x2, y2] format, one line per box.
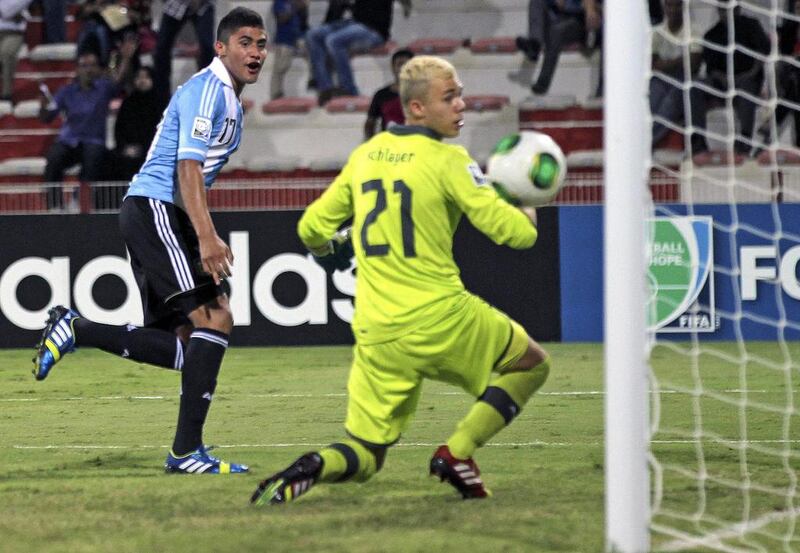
[40, 0, 65, 43]
[270, 0, 308, 100]
[649, 0, 702, 148]
[515, 0, 602, 95]
[110, 66, 160, 182]
[363, 47, 413, 140]
[39, 38, 136, 209]
[756, 0, 800, 150]
[692, 5, 770, 154]
[0, 0, 32, 102]
[152, 0, 215, 108]
[306, 0, 412, 105]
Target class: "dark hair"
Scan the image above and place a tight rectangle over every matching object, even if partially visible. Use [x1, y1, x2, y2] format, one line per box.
[216, 7, 264, 43]
[391, 48, 415, 65]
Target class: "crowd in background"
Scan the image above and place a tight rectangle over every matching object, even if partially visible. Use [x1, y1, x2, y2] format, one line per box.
[0, 0, 798, 209]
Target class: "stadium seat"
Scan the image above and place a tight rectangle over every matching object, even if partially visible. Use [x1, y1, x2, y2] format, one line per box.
[29, 43, 77, 62]
[406, 38, 463, 55]
[463, 95, 510, 112]
[0, 157, 46, 176]
[652, 149, 685, 168]
[324, 95, 371, 114]
[352, 41, 397, 57]
[756, 148, 800, 165]
[262, 97, 316, 115]
[469, 37, 518, 54]
[566, 150, 603, 169]
[691, 150, 746, 167]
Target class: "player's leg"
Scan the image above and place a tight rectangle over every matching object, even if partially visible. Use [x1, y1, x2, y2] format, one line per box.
[32, 197, 195, 380]
[432, 297, 550, 498]
[445, 330, 549, 461]
[32, 305, 187, 380]
[251, 340, 421, 505]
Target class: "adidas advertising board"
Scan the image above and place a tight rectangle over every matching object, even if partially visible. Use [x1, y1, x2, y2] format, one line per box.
[0, 211, 561, 347]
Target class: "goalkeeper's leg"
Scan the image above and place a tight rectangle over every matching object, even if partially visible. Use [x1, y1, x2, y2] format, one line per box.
[250, 439, 387, 505]
[446, 341, 549, 460]
[435, 330, 550, 498]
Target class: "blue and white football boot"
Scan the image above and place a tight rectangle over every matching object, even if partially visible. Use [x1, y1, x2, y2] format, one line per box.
[165, 445, 249, 474]
[32, 305, 79, 381]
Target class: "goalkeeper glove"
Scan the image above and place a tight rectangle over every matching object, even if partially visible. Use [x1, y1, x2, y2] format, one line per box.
[308, 227, 354, 273]
[491, 181, 521, 206]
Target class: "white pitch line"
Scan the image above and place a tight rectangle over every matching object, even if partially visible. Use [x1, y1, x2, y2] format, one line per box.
[12, 441, 573, 450]
[0, 389, 774, 403]
[13, 439, 800, 451]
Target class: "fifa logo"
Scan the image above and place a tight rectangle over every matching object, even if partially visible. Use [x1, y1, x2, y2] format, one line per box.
[647, 216, 718, 333]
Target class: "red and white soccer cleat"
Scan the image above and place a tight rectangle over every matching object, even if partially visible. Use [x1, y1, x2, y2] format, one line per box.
[429, 445, 491, 499]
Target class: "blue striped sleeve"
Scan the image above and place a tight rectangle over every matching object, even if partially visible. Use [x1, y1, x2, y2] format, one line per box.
[176, 75, 222, 162]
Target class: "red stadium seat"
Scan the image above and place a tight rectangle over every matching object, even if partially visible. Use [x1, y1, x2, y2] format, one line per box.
[352, 41, 397, 57]
[469, 37, 518, 54]
[406, 38, 462, 55]
[463, 95, 509, 112]
[262, 97, 317, 114]
[324, 95, 371, 113]
[691, 150, 746, 166]
[756, 148, 800, 165]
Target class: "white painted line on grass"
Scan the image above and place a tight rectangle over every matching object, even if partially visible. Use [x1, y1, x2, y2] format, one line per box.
[0, 389, 774, 402]
[13, 439, 800, 451]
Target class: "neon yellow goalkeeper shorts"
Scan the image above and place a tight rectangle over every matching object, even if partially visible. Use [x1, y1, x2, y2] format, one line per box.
[344, 293, 530, 446]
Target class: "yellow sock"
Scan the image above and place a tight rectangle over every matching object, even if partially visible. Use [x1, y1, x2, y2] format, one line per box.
[318, 439, 377, 483]
[447, 358, 550, 459]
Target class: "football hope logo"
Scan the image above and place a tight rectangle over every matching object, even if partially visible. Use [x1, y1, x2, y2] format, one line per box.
[647, 216, 716, 332]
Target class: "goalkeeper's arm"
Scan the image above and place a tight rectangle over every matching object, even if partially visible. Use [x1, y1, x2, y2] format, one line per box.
[307, 226, 354, 273]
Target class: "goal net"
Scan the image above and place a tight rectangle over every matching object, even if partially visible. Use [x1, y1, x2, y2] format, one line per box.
[607, 0, 800, 551]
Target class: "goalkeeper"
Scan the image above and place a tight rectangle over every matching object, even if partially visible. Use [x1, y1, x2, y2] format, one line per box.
[251, 55, 550, 504]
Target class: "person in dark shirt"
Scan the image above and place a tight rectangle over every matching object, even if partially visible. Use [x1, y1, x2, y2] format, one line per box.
[692, 5, 770, 154]
[110, 66, 161, 183]
[306, 0, 411, 105]
[364, 48, 413, 140]
[39, 39, 135, 209]
[756, 0, 800, 150]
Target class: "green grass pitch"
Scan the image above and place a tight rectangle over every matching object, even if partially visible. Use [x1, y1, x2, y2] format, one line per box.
[1, 342, 798, 552]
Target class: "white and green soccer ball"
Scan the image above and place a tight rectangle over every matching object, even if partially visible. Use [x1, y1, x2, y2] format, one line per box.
[486, 131, 567, 207]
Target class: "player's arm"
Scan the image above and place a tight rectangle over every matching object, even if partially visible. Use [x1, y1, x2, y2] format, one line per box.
[298, 161, 354, 270]
[446, 154, 538, 249]
[175, 84, 232, 285]
[178, 159, 232, 285]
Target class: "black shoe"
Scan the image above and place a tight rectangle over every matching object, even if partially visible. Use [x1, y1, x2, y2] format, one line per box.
[531, 81, 549, 95]
[515, 36, 540, 62]
[250, 452, 323, 506]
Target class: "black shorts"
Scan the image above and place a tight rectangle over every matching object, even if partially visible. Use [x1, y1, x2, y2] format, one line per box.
[119, 195, 226, 330]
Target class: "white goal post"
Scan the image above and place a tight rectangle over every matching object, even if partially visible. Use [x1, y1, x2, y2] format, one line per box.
[604, 0, 652, 551]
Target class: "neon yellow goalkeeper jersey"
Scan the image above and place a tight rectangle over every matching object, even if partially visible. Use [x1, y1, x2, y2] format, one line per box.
[297, 125, 538, 344]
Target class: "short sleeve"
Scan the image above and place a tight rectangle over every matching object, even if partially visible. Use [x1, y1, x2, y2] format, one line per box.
[176, 78, 223, 163]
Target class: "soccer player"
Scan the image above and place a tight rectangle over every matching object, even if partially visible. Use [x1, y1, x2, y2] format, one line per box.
[32, 7, 268, 475]
[251, 55, 550, 504]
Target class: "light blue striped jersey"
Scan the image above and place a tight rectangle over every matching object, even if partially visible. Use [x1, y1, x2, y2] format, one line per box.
[126, 57, 243, 203]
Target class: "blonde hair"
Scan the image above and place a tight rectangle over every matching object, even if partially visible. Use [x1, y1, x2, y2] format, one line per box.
[399, 55, 458, 109]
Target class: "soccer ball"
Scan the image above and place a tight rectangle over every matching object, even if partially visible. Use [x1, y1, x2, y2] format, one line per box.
[486, 131, 567, 207]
